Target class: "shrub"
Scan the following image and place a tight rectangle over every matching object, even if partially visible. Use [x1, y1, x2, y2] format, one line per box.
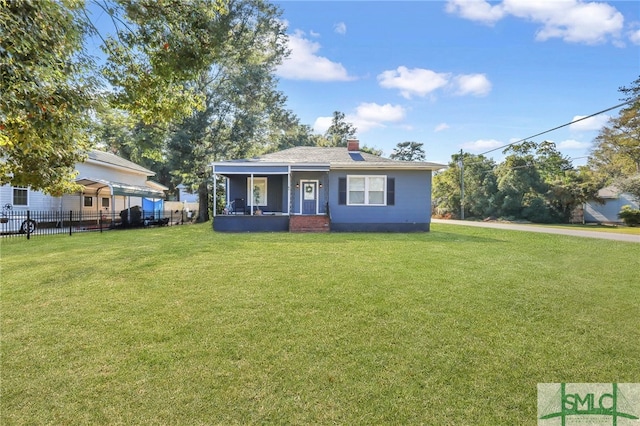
[618, 205, 640, 227]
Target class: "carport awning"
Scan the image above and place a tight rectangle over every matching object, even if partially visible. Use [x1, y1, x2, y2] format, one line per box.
[76, 178, 166, 199]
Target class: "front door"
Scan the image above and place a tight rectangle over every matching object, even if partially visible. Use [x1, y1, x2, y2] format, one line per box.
[301, 181, 317, 215]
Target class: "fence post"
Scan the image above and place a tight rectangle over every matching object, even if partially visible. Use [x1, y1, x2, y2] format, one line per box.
[27, 210, 31, 240]
[69, 211, 73, 236]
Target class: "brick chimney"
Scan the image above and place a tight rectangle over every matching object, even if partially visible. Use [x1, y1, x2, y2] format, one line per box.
[347, 139, 360, 152]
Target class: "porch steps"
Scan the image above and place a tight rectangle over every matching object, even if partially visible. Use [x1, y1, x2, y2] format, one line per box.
[289, 215, 330, 233]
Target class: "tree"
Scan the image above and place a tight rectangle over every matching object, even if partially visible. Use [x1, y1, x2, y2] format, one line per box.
[98, 0, 230, 125]
[161, 0, 289, 222]
[618, 175, 640, 202]
[1, 0, 249, 195]
[390, 142, 426, 161]
[494, 142, 548, 220]
[588, 76, 640, 184]
[432, 153, 496, 219]
[323, 111, 357, 147]
[1, 1, 95, 195]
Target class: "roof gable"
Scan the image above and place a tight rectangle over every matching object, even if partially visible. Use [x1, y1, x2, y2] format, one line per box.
[86, 150, 155, 176]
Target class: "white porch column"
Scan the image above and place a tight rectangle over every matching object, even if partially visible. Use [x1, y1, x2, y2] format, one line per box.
[287, 166, 291, 216]
[111, 194, 116, 222]
[249, 174, 254, 216]
[212, 171, 217, 217]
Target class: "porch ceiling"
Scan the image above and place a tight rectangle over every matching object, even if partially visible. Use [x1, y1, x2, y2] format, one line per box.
[212, 163, 330, 175]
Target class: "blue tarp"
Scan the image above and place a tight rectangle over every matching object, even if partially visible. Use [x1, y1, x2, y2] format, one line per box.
[142, 198, 164, 216]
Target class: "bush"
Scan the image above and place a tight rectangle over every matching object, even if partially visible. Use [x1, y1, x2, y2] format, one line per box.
[618, 205, 640, 227]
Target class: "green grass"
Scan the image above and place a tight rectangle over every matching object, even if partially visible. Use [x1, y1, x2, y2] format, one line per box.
[527, 223, 640, 234]
[2, 224, 639, 425]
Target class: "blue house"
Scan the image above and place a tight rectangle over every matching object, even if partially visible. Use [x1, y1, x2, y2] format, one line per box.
[211, 140, 445, 232]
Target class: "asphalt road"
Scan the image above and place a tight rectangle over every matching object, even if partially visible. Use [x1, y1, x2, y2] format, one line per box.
[431, 219, 640, 243]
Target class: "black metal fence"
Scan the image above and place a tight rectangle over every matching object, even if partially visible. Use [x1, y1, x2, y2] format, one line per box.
[0, 208, 197, 240]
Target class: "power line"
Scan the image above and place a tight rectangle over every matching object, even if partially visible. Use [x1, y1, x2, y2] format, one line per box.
[477, 99, 635, 156]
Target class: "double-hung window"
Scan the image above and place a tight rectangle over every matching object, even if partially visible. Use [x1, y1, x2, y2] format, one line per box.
[347, 176, 386, 206]
[13, 187, 28, 206]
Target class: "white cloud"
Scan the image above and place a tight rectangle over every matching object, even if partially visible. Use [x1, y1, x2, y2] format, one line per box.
[434, 123, 450, 132]
[445, 0, 505, 25]
[461, 139, 503, 152]
[334, 22, 347, 35]
[377, 66, 450, 99]
[446, 0, 625, 45]
[569, 114, 610, 132]
[355, 103, 406, 122]
[378, 67, 492, 98]
[351, 103, 406, 132]
[313, 103, 406, 134]
[276, 31, 354, 81]
[629, 28, 640, 45]
[313, 116, 333, 134]
[453, 73, 492, 96]
[557, 139, 589, 150]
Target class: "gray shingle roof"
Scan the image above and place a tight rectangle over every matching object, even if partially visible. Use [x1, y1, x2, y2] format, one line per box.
[249, 147, 445, 170]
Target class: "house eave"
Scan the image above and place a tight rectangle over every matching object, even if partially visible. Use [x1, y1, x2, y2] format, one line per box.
[329, 162, 446, 171]
[84, 158, 155, 177]
[211, 161, 445, 173]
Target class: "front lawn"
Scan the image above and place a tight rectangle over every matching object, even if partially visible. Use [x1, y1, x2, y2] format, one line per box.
[2, 224, 638, 424]
[528, 223, 640, 234]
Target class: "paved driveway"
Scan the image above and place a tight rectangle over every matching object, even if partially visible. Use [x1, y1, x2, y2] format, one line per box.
[431, 219, 640, 243]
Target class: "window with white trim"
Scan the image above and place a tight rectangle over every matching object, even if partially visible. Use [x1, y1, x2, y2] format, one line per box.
[84, 196, 93, 207]
[13, 187, 28, 206]
[347, 175, 386, 206]
[246, 177, 267, 206]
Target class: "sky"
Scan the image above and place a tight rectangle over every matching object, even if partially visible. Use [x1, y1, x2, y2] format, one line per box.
[272, 0, 640, 165]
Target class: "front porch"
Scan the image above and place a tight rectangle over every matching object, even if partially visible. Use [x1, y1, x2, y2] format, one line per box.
[211, 161, 330, 232]
[213, 213, 330, 233]
[213, 214, 291, 232]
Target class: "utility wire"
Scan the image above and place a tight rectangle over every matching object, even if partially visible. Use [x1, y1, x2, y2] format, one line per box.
[477, 99, 636, 156]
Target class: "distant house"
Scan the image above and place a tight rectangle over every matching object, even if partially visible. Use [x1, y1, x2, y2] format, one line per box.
[584, 185, 639, 224]
[1, 150, 166, 232]
[211, 139, 445, 232]
[177, 184, 199, 203]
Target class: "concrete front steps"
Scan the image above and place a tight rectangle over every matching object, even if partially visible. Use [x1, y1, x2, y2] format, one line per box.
[289, 215, 330, 233]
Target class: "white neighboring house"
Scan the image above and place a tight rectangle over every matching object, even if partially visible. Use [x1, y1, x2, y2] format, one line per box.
[1, 149, 167, 233]
[584, 185, 639, 224]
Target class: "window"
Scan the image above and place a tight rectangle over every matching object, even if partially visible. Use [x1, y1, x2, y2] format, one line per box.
[101, 197, 110, 208]
[13, 188, 28, 206]
[84, 196, 93, 207]
[347, 175, 387, 206]
[246, 177, 267, 206]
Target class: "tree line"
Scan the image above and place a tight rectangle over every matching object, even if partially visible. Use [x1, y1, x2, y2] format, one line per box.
[433, 78, 640, 223]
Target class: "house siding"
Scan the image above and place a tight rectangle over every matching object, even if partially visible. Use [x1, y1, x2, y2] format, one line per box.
[0, 186, 62, 211]
[290, 172, 328, 214]
[227, 175, 286, 213]
[76, 163, 149, 186]
[328, 170, 432, 231]
[584, 193, 639, 223]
